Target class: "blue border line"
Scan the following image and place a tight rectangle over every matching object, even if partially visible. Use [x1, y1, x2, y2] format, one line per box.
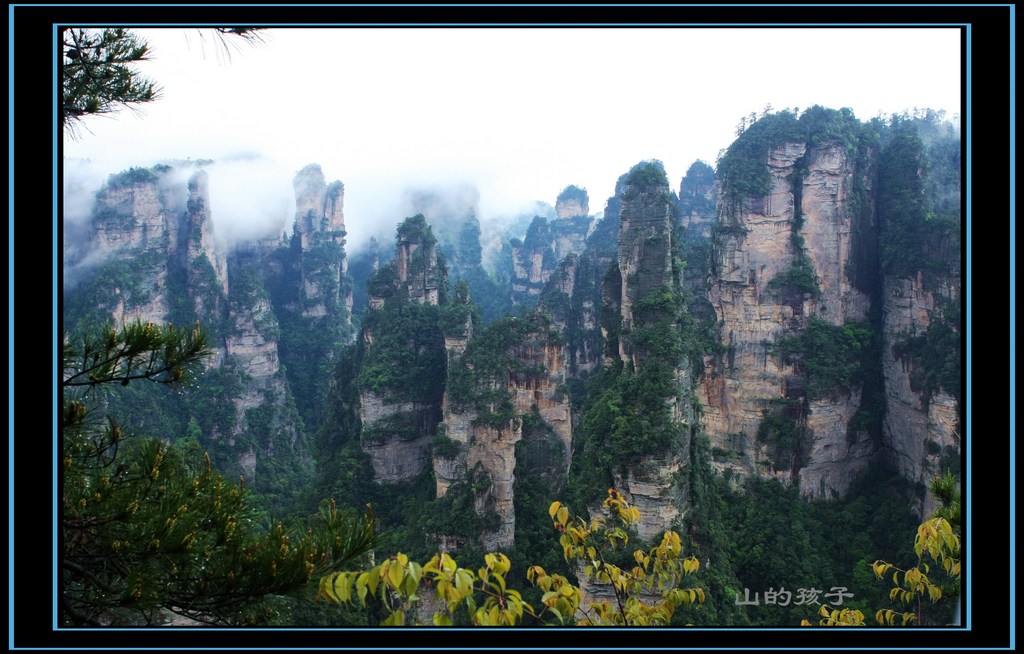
[9, 6, 18, 651]
[964, 17, 973, 633]
[45, 22, 972, 27]
[50, 20, 58, 638]
[41, 12, 983, 648]
[1005, 4, 1016, 648]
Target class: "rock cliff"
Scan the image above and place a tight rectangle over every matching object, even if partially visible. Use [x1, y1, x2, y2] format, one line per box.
[63, 162, 354, 509]
[436, 312, 570, 551]
[875, 119, 962, 515]
[702, 135, 875, 497]
[291, 164, 352, 321]
[511, 186, 593, 306]
[358, 215, 447, 483]
[699, 109, 960, 507]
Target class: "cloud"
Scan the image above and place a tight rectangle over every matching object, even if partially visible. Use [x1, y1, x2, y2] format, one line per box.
[62, 26, 959, 277]
[202, 154, 295, 246]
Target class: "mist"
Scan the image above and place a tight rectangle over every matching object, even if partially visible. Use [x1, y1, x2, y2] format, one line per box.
[61, 150, 583, 286]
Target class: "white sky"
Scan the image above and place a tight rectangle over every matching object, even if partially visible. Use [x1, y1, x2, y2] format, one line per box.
[62, 27, 961, 252]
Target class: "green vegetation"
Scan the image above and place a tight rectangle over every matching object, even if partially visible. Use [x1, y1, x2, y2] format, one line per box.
[755, 402, 809, 473]
[878, 116, 961, 279]
[696, 461, 922, 626]
[396, 213, 434, 243]
[347, 236, 392, 329]
[570, 267, 709, 501]
[512, 407, 570, 581]
[717, 110, 803, 203]
[678, 160, 717, 217]
[356, 301, 446, 403]
[777, 318, 875, 399]
[319, 490, 704, 626]
[62, 320, 375, 626]
[62, 28, 158, 135]
[63, 250, 165, 329]
[456, 216, 484, 270]
[106, 165, 165, 188]
[423, 467, 502, 541]
[431, 429, 462, 458]
[877, 124, 930, 276]
[892, 300, 960, 402]
[798, 105, 863, 152]
[624, 159, 669, 188]
[438, 280, 476, 337]
[446, 312, 555, 419]
[717, 106, 867, 208]
[556, 184, 588, 207]
[769, 257, 821, 298]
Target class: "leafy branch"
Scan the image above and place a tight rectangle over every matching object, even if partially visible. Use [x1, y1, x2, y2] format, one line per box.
[317, 489, 703, 626]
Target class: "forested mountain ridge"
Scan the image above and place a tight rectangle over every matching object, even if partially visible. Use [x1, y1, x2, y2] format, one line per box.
[62, 106, 961, 625]
[64, 162, 353, 512]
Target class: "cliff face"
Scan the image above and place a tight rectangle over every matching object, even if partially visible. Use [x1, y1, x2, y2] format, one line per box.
[358, 215, 447, 483]
[360, 393, 438, 483]
[222, 251, 304, 484]
[876, 120, 962, 515]
[83, 167, 188, 325]
[698, 111, 961, 507]
[678, 160, 717, 238]
[511, 187, 593, 307]
[607, 166, 695, 539]
[702, 139, 875, 497]
[183, 171, 229, 358]
[436, 313, 570, 551]
[555, 189, 589, 219]
[63, 162, 354, 509]
[511, 217, 557, 304]
[881, 276, 960, 515]
[395, 221, 444, 306]
[292, 164, 352, 321]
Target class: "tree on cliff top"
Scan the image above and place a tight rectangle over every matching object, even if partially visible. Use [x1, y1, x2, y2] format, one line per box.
[61, 320, 375, 625]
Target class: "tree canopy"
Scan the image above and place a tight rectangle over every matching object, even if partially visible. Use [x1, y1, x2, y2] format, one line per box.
[61, 320, 375, 626]
[61, 28, 159, 136]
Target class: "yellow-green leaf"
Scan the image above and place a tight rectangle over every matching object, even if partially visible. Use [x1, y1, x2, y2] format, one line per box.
[455, 569, 473, 597]
[382, 610, 405, 626]
[433, 612, 452, 626]
[556, 505, 569, 527]
[387, 559, 404, 590]
[356, 572, 369, 605]
[334, 573, 352, 603]
[366, 570, 380, 597]
[320, 575, 339, 604]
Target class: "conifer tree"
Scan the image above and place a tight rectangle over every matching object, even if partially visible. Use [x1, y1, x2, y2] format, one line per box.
[61, 320, 375, 626]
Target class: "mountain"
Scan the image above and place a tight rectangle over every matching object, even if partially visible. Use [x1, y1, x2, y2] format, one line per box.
[64, 162, 354, 512]
[62, 106, 961, 625]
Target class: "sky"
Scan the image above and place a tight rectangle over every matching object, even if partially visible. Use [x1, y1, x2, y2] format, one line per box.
[62, 27, 962, 254]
